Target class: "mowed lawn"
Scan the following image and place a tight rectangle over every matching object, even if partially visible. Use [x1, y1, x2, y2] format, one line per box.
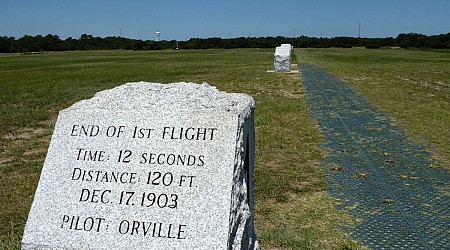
[1, 48, 448, 249]
[0, 49, 357, 250]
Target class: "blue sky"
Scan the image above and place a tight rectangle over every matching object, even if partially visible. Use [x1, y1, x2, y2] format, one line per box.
[1, 0, 449, 40]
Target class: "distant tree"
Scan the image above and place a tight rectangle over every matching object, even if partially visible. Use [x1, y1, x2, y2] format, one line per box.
[331, 37, 357, 48]
[133, 40, 145, 50]
[2, 32, 450, 52]
[429, 33, 450, 49]
[80, 34, 93, 41]
[397, 33, 424, 48]
[16, 35, 39, 52]
[63, 37, 79, 50]
[184, 38, 202, 49]
[41, 34, 63, 51]
[0, 36, 15, 53]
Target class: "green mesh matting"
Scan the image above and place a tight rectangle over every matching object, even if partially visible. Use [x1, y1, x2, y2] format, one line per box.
[300, 63, 450, 249]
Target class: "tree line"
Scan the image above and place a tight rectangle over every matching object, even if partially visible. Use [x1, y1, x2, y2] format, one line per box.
[0, 32, 449, 53]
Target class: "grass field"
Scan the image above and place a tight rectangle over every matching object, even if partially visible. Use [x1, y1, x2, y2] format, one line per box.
[0, 49, 360, 250]
[1, 48, 448, 249]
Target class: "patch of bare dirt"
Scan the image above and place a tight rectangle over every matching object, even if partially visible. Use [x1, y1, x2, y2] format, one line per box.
[3, 127, 47, 140]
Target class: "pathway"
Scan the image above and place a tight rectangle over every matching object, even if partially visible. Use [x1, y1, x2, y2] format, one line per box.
[299, 62, 450, 249]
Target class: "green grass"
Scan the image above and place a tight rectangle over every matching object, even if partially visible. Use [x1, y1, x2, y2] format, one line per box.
[5, 48, 445, 249]
[0, 49, 360, 249]
[299, 48, 450, 169]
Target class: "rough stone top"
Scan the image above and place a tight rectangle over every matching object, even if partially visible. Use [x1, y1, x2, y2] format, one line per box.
[69, 82, 254, 114]
[280, 44, 292, 49]
[275, 46, 291, 56]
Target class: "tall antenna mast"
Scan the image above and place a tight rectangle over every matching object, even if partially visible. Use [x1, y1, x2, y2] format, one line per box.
[358, 23, 361, 38]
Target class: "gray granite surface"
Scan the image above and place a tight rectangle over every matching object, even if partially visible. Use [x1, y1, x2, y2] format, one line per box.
[22, 82, 259, 250]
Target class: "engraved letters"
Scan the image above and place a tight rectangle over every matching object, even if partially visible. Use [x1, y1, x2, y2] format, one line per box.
[61, 124, 218, 240]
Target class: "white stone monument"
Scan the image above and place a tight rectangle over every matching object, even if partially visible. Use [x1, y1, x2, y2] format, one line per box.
[22, 82, 260, 250]
[274, 44, 292, 72]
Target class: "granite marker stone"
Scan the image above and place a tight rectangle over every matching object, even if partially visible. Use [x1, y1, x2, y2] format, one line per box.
[22, 82, 259, 250]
